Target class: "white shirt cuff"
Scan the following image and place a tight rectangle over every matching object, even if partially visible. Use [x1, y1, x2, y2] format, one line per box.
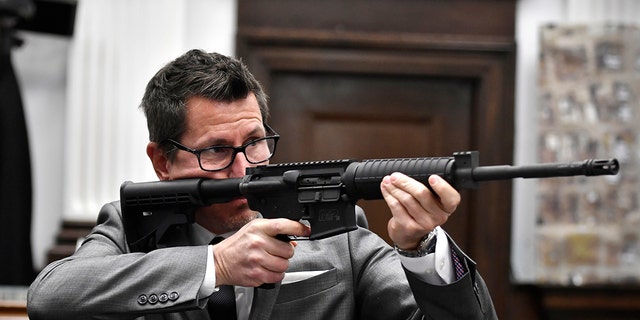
[198, 245, 217, 298]
[398, 226, 455, 285]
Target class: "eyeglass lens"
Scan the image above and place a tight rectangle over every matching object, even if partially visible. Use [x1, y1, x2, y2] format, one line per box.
[198, 137, 276, 171]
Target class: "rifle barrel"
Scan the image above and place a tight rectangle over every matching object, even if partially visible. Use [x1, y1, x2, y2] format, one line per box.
[471, 158, 619, 181]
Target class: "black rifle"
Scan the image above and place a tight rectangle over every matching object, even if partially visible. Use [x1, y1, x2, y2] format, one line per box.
[120, 151, 619, 253]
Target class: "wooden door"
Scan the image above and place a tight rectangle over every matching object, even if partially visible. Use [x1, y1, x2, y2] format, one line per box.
[267, 72, 472, 245]
[236, 1, 533, 318]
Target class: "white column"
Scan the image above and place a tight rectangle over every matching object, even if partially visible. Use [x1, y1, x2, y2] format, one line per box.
[63, 0, 237, 222]
[63, 0, 171, 222]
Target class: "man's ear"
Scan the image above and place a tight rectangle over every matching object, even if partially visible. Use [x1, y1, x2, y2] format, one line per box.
[147, 142, 170, 180]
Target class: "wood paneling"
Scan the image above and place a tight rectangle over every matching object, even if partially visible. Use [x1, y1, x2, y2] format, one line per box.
[541, 286, 640, 320]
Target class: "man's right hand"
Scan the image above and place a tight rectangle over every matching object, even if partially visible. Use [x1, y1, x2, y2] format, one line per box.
[212, 218, 311, 287]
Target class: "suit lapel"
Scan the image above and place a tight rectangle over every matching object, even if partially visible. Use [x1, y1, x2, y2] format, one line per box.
[248, 283, 281, 320]
[157, 224, 284, 320]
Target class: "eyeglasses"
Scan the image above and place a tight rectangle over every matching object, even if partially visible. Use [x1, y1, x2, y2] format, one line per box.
[164, 124, 279, 172]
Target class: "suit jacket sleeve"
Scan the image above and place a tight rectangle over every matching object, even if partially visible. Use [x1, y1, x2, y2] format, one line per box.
[27, 201, 209, 320]
[405, 232, 497, 319]
[348, 228, 496, 320]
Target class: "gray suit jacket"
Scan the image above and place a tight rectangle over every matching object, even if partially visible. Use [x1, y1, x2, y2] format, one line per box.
[28, 201, 496, 319]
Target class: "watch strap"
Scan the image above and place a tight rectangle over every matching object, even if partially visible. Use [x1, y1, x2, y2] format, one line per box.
[394, 229, 437, 258]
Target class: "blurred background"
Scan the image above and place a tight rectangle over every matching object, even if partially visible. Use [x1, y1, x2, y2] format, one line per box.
[2, 0, 640, 319]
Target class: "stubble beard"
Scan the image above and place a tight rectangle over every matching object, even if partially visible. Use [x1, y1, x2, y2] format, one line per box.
[195, 201, 259, 234]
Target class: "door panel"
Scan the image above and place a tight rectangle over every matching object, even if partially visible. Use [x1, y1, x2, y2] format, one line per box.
[268, 72, 472, 244]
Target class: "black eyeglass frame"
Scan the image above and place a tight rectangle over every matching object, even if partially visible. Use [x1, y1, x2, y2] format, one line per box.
[164, 124, 280, 172]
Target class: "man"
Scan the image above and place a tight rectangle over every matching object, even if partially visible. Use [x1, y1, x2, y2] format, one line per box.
[28, 49, 496, 319]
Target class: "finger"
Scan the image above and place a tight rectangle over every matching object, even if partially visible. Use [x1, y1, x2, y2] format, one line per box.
[257, 252, 290, 274]
[390, 172, 459, 216]
[241, 254, 287, 286]
[231, 230, 290, 280]
[240, 220, 296, 259]
[382, 183, 430, 247]
[383, 173, 446, 227]
[380, 175, 414, 226]
[381, 176, 442, 241]
[252, 219, 312, 260]
[427, 174, 461, 214]
[263, 218, 311, 239]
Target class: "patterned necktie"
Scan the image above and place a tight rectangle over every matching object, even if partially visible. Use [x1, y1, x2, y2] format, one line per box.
[208, 237, 237, 320]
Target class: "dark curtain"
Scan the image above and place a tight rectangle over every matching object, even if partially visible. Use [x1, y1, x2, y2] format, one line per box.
[0, 23, 35, 285]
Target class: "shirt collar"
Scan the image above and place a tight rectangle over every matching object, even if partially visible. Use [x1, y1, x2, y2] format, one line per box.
[189, 222, 236, 245]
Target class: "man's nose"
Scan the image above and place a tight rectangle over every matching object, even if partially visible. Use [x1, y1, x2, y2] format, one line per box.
[229, 152, 250, 178]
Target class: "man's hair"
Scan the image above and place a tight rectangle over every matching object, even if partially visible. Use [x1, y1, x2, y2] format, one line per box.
[140, 49, 269, 146]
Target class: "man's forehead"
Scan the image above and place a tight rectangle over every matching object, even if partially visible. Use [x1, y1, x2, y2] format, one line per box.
[181, 95, 263, 143]
[185, 95, 260, 117]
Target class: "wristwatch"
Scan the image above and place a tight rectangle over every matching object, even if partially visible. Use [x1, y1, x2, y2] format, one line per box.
[394, 229, 437, 258]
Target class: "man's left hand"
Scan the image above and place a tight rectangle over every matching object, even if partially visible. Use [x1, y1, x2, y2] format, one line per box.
[381, 172, 460, 250]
